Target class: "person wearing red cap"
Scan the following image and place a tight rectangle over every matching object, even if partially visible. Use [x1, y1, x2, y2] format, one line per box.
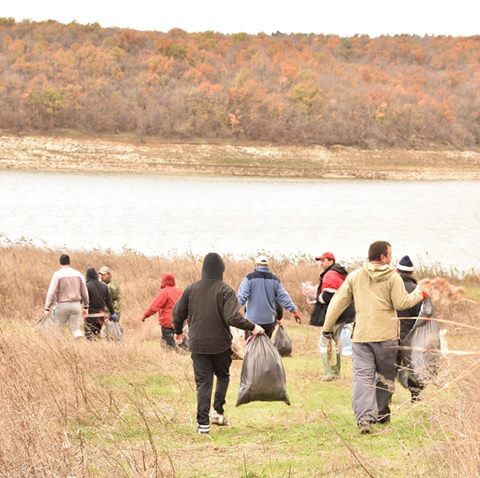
[313, 252, 354, 380]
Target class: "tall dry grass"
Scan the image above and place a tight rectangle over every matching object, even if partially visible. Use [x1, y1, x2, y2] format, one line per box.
[414, 278, 480, 478]
[0, 244, 321, 327]
[0, 244, 320, 477]
[0, 244, 479, 477]
[0, 321, 197, 477]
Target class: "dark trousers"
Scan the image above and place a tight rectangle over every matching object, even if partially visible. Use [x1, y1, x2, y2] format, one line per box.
[245, 321, 276, 339]
[161, 327, 176, 348]
[85, 316, 105, 340]
[397, 321, 424, 400]
[191, 350, 232, 426]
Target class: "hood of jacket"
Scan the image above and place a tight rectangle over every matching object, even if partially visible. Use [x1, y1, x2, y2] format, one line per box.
[320, 262, 348, 280]
[363, 262, 395, 282]
[398, 271, 417, 286]
[161, 272, 176, 288]
[86, 267, 98, 282]
[201, 253, 225, 280]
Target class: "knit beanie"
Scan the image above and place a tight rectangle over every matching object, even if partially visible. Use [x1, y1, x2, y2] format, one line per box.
[397, 255, 414, 272]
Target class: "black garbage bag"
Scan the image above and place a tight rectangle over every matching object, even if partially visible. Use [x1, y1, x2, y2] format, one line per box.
[236, 334, 291, 406]
[309, 301, 327, 327]
[273, 324, 292, 357]
[310, 301, 355, 327]
[399, 298, 441, 389]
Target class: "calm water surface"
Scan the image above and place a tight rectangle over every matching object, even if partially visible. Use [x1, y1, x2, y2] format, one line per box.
[0, 170, 478, 271]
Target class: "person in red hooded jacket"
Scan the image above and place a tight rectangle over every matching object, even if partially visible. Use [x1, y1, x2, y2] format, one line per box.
[142, 272, 183, 348]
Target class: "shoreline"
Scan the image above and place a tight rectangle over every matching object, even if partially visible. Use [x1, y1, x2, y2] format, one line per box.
[1, 133, 480, 180]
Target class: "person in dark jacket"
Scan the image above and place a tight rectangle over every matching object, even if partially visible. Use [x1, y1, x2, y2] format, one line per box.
[173, 252, 264, 435]
[142, 272, 182, 348]
[85, 267, 116, 340]
[314, 252, 355, 380]
[396, 255, 424, 401]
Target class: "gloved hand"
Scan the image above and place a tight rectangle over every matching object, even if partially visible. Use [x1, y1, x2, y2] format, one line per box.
[252, 324, 265, 335]
[110, 313, 118, 322]
[322, 330, 334, 340]
[421, 289, 429, 299]
[43, 309, 50, 318]
[293, 310, 302, 324]
[174, 333, 184, 344]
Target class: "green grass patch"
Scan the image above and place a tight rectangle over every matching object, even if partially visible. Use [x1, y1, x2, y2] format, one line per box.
[57, 326, 450, 477]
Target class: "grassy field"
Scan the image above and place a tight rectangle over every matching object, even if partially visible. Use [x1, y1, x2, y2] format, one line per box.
[1, 132, 480, 180]
[0, 245, 479, 477]
[0, 320, 445, 478]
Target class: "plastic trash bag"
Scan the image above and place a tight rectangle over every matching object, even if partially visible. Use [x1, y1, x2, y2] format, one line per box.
[319, 333, 341, 375]
[309, 301, 327, 327]
[104, 319, 124, 341]
[236, 334, 290, 406]
[399, 298, 440, 389]
[340, 324, 353, 356]
[439, 329, 449, 356]
[301, 281, 318, 304]
[273, 324, 292, 357]
[231, 326, 246, 360]
[35, 312, 57, 333]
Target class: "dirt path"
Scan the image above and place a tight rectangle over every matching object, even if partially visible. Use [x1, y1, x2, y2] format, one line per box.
[1, 133, 479, 180]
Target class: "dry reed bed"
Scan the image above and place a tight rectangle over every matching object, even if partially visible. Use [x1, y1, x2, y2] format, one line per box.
[0, 244, 480, 477]
[0, 324, 194, 477]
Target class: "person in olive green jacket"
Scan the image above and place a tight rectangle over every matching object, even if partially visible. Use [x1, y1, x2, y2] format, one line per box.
[99, 266, 121, 320]
[322, 241, 427, 434]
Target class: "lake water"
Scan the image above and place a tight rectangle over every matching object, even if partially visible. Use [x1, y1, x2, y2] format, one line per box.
[0, 170, 479, 271]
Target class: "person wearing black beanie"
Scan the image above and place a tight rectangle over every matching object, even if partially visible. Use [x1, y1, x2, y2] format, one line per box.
[396, 255, 424, 402]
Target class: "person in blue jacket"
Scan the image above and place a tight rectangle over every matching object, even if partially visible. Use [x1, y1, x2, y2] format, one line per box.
[237, 255, 302, 337]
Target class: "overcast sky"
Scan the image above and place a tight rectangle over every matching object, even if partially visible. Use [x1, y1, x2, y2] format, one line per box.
[2, 0, 478, 36]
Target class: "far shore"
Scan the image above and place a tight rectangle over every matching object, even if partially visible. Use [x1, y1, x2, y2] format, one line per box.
[1, 132, 480, 180]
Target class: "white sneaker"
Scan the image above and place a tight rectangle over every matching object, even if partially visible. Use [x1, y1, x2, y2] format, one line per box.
[210, 410, 228, 426]
[196, 424, 210, 434]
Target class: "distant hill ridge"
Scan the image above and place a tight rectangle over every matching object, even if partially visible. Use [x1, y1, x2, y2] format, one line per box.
[0, 18, 479, 148]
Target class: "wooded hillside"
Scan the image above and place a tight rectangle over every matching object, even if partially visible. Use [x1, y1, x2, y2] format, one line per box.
[1, 18, 479, 147]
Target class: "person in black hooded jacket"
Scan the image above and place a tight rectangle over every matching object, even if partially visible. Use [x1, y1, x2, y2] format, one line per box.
[173, 252, 264, 435]
[85, 267, 116, 340]
[396, 255, 424, 401]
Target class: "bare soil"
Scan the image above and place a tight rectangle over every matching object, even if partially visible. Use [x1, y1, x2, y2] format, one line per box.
[1, 133, 480, 180]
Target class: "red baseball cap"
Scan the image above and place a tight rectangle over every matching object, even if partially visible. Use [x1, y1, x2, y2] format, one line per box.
[315, 251, 335, 261]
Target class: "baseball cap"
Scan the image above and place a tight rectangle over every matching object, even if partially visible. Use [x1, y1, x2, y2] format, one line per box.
[315, 251, 335, 262]
[98, 266, 111, 275]
[255, 255, 269, 265]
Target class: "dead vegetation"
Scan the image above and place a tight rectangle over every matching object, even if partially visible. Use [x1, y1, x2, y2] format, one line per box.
[0, 244, 479, 477]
